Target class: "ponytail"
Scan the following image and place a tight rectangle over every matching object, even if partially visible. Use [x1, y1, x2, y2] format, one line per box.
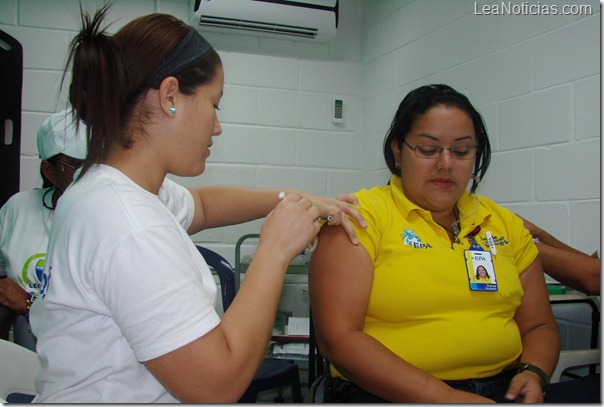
[62, 5, 221, 180]
[64, 4, 126, 178]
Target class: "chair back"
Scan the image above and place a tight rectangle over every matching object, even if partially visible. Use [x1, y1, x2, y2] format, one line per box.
[551, 348, 601, 383]
[196, 245, 236, 311]
[199, 244, 304, 402]
[0, 339, 41, 401]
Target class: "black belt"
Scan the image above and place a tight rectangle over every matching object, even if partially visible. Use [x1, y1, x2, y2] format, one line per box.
[444, 369, 517, 387]
[327, 370, 517, 403]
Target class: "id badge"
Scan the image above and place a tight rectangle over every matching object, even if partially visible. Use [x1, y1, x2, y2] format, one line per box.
[465, 250, 498, 292]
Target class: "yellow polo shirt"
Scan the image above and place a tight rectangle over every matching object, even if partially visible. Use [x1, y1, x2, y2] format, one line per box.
[332, 175, 538, 381]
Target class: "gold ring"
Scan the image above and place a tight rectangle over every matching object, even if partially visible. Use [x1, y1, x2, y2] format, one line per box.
[317, 217, 328, 227]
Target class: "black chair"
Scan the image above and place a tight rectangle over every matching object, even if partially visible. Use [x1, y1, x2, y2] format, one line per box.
[0, 304, 16, 341]
[195, 245, 303, 403]
[196, 246, 236, 312]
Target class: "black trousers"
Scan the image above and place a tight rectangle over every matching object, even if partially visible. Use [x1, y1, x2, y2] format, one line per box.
[324, 371, 601, 403]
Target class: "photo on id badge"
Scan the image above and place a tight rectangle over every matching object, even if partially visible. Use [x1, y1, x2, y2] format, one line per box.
[465, 250, 498, 292]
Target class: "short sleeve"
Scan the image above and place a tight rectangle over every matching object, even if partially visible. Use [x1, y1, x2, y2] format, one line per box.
[352, 189, 388, 262]
[512, 215, 539, 275]
[158, 178, 195, 231]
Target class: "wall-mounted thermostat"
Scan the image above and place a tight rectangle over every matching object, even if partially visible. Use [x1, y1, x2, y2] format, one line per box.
[332, 98, 343, 123]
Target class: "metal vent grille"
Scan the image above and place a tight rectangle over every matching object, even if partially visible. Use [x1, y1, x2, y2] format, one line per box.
[199, 15, 318, 38]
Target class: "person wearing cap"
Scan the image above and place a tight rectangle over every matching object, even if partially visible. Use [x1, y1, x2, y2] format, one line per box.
[0, 109, 86, 352]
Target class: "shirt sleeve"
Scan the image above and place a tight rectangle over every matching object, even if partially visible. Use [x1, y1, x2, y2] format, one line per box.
[352, 189, 387, 262]
[505, 208, 539, 275]
[158, 178, 195, 231]
[514, 222, 539, 274]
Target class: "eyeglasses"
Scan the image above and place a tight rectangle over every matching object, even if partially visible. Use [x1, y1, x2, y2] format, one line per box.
[403, 140, 477, 160]
[51, 158, 83, 171]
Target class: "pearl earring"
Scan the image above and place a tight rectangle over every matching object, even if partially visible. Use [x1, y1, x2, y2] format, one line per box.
[170, 107, 176, 114]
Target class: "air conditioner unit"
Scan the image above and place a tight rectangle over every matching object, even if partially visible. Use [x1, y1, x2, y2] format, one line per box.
[191, 0, 338, 43]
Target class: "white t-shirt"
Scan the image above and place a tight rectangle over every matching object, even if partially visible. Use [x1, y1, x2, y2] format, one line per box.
[30, 165, 220, 403]
[0, 188, 52, 290]
[0, 188, 54, 351]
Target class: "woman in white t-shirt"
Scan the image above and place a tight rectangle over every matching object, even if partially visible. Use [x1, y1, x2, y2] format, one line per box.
[30, 5, 363, 403]
[0, 109, 86, 351]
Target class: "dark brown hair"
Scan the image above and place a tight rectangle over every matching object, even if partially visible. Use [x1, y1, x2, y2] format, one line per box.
[383, 84, 491, 193]
[65, 4, 222, 177]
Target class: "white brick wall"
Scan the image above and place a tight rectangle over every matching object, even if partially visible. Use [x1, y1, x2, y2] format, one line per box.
[1, 0, 599, 266]
[361, 0, 600, 256]
[0, 0, 366, 265]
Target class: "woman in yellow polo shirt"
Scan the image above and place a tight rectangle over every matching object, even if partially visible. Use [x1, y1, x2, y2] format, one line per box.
[309, 84, 563, 403]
